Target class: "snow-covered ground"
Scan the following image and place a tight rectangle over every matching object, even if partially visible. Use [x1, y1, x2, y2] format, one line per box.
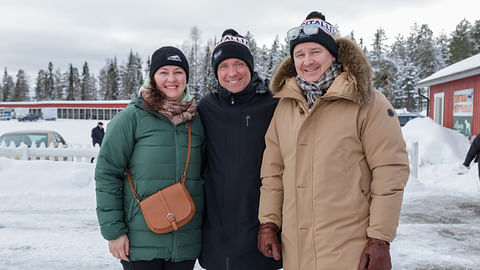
[0, 117, 479, 269]
[395, 118, 480, 269]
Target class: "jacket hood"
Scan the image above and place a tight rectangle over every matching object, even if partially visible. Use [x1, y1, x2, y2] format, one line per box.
[270, 38, 374, 106]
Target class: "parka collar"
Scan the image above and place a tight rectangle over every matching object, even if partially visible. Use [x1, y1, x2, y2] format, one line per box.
[270, 38, 374, 106]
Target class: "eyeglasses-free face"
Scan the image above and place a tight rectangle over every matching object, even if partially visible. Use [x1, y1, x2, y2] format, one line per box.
[217, 58, 251, 94]
[153, 65, 187, 101]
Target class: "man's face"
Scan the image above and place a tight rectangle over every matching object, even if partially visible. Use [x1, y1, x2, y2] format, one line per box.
[293, 42, 335, 83]
[217, 58, 251, 93]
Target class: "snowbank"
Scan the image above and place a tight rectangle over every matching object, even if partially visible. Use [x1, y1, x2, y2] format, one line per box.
[402, 117, 470, 165]
[402, 117, 479, 193]
[0, 157, 94, 194]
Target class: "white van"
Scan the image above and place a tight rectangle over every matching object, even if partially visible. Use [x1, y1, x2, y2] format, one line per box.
[42, 108, 58, 121]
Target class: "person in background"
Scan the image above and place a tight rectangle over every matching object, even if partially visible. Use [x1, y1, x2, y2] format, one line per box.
[257, 11, 410, 270]
[91, 122, 105, 147]
[91, 122, 105, 162]
[95, 46, 204, 270]
[197, 29, 281, 270]
[461, 134, 480, 179]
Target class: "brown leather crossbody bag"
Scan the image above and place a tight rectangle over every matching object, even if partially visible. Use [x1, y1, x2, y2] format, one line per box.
[126, 122, 195, 234]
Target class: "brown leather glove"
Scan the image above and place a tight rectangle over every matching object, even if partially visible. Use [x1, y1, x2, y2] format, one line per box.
[358, 237, 391, 270]
[257, 222, 282, 261]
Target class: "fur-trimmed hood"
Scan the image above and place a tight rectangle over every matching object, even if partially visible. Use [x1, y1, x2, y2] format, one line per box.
[270, 38, 374, 106]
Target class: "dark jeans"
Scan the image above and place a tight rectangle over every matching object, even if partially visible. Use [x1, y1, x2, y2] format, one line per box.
[120, 259, 195, 270]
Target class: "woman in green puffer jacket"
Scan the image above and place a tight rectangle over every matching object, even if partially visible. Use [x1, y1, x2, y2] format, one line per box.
[95, 46, 204, 270]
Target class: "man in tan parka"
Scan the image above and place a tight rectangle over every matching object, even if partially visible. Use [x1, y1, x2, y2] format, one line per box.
[257, 11, 410, 270]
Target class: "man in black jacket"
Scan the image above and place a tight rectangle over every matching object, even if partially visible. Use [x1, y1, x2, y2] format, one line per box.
[91, 122, 105, 146]
[91, 122, 105, 163]
[197, 29, 281, 270]
[462, 134, 480, 179]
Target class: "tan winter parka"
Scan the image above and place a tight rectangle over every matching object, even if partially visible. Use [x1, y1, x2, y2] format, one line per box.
[259, 38, 410, 270]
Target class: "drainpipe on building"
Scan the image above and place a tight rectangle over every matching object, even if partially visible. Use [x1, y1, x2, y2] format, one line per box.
[417, 88, 430, 117]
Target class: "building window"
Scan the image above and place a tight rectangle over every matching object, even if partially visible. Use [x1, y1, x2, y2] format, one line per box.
[61, 108, 67, 119]
[104, 109, 111, 120]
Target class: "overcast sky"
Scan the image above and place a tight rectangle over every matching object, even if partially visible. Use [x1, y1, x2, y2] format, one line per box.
[1, 0, 478, 84]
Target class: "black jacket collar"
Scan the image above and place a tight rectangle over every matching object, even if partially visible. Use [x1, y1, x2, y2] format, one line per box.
[216, 72, 270, 105]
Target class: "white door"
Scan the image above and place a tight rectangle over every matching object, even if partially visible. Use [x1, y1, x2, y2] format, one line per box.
[433, 92, 445, 125]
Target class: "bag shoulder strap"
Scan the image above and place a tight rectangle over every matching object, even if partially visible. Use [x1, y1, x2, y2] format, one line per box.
[181, 121, 192, 184]
[126, 170, 140, 203]
[127, 121, 192, 203]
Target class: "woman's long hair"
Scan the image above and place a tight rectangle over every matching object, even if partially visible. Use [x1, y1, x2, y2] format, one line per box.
[142, 78, 168, 111]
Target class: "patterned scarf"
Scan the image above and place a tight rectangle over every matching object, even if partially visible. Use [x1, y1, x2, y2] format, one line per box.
[296, 62, 342, 110]
[157, 99, 197, 125]
[142, 91, 197, 125]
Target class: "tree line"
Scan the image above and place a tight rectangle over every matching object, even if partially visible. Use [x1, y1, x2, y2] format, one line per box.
[367, 19, 480, 111]
[1, 18, 479, 112]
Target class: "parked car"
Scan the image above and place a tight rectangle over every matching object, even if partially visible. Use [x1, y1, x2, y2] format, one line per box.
[397, 112, 425, 127]
[18, 113, 39, 122]
[0, 114, 11, 121]
[0, 130, 67, 148]
[41, 108, 58, 121]
[0, 109, 13, 120]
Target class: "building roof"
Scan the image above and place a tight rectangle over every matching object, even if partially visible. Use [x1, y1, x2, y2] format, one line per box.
[0, 100, 131, 105]
[0, 100, 131, 109]
[416, 53, 480, 88]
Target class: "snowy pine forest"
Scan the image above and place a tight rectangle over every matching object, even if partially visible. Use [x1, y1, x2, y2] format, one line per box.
[1, 18, 480, 112]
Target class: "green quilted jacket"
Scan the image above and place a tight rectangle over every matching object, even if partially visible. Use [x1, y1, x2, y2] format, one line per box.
[95, 96, 204, 262]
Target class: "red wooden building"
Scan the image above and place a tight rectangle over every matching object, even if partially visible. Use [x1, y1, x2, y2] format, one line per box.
[416, 53, 480, 137]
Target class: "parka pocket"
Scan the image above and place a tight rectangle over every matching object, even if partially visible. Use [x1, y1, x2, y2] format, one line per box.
[358, 158, 372, 203]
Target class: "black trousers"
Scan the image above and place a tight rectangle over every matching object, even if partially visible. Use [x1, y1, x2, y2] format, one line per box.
[120, 259, 195, 270]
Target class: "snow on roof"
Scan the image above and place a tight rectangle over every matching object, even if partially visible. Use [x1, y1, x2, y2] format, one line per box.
[416, 53, 480, 88]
